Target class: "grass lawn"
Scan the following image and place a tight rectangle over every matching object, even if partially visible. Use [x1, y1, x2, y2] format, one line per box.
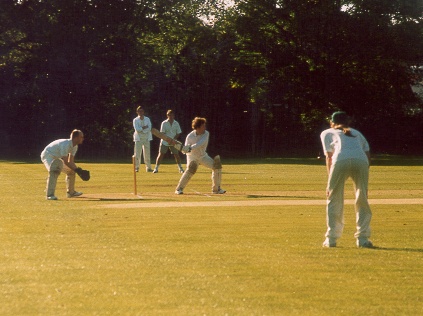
[0, 157, 422, 315]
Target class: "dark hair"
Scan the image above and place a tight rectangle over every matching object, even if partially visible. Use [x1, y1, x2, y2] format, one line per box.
[331, 111, 354, 137]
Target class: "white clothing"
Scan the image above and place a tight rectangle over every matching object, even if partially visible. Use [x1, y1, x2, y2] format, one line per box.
[320, 127, 372, 243]
[176, 130, 222, 192]
[40, 138, 78, 197]
[320, 127, 369, 164]
[160, 119, 182, 146]
[185, 130, 209, 161]
[133, 116, 152, 141]
[134, 139, 151, 169]
[41, 139, 78, 170]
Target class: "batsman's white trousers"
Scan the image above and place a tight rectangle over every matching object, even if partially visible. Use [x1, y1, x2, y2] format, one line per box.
[41, 157, 76, 197]
[177, 154, 222, 191]
[134, 139, 151, 169]
[325, 158, 372, 241]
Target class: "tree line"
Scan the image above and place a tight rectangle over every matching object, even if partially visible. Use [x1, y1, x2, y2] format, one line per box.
[1, 0, 422, 160]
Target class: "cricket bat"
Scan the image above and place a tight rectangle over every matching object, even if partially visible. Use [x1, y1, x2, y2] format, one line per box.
[151, 128, 185, 152]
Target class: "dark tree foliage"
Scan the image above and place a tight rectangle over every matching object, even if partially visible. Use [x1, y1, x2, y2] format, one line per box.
[0, 0, 422, 159]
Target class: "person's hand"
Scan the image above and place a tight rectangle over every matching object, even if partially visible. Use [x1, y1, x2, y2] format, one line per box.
[75, 167, 90, 181]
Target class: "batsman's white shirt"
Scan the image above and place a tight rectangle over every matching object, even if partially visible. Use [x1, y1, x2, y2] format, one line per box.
[320, 128, 369, 164]
[185, 130, 209, 161]
[133, 116, 152, 142]
[40, 139, 78, 170]
[160, 119, 182, 146]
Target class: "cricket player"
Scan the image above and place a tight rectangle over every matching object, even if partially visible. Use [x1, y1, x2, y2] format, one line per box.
[133, 106, 153, 172]
[175, 117, 226, 195]
[153, 110, 184, 173]
[320, 111, 373, 248]
[40, 129, 85, 200]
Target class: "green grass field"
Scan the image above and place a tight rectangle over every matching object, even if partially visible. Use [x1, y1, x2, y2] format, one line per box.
[1, 157, 422, 315]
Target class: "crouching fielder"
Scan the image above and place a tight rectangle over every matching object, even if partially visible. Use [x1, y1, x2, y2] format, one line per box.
[175, 117, 226, 195]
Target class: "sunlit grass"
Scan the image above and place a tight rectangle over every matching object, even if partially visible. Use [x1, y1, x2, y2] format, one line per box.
[0, 158, 422, 315]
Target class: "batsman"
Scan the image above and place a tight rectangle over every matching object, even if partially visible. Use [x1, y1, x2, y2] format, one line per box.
[175, 117, 226, 195]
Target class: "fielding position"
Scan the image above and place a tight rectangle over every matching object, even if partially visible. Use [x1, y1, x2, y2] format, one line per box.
[174, 117, 226, 195]
[320, 111, 373, 248]
[133, 106, 153, 172]
[40, 129, 90, 200]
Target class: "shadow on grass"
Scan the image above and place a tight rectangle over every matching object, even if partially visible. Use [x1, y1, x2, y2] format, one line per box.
[372, 247, 423, 253]
[67, 196, 147, 202]
[247, 194, 314, 199]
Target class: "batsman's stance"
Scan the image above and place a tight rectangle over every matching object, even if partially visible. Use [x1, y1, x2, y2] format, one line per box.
[40, 129, 90, 200]
[175, 117, 226, 195]
[320, 111, 373, 248]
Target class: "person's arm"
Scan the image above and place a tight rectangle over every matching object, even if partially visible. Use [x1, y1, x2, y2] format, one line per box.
[142, 117, 152, 132]
[63, 154, 78, 170]
[133, 118, 143, 133]
[325, 152, 333, 175]
[189, 132, 208, 150]
[365, 151, 371, 166]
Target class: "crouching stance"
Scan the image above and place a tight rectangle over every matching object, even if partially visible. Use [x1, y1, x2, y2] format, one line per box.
[175, 117, 226, 195]
[40, 129, 89, 200]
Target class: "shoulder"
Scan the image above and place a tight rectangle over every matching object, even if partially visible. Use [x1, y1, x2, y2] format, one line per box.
[320, 128, 334, 137]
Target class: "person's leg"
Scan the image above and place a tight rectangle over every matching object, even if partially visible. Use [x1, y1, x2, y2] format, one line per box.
[142, 140, 152, 171]
[45, 159, 63, 198]
[325, 160, 349, 244]
[170, 146, 184, 173]
[351, 159, 372, 246]
[134, 141, 142, 171]
[175, 157, 198, 193]
[154, 145, 168, 172]
[62, 164, 82, 197]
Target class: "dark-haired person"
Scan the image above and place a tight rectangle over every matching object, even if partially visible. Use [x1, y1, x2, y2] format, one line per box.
[41, 129, 85, 200]
[133, 106, 153, 172]
[175, 117, 226, 195]
[320, 111, 374, 248]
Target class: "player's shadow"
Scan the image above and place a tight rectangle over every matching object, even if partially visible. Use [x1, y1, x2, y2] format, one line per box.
[247, 194, 312, 199]
[372, 247, 423, 253]
[70, 196, 147, 202]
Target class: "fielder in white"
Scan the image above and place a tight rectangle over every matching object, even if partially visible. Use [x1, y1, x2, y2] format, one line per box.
[133, 106, 153, 172]
[153, 109, 184, 174]
[320, 111, 374, 248]
[175, 117, 226, 195]
[40, 129, 85, 200]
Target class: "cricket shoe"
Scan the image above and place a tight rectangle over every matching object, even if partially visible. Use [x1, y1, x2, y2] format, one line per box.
[153, 169, 158, 173]
[175, 189, 184, 195]
[178, 168, 184, 173]
[357, 239, 374, 248]
[67, 191, 83, 198]
[322, 238, 336, 248]
[46, 196, 58, 200]
[213, 188, 226, 194]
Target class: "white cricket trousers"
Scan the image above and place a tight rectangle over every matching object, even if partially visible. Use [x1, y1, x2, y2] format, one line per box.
[134, 139, 151, 169]
[325, 158, 372, 241]
[176, 154, 222, 192]
[41, 157, 76, 197]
